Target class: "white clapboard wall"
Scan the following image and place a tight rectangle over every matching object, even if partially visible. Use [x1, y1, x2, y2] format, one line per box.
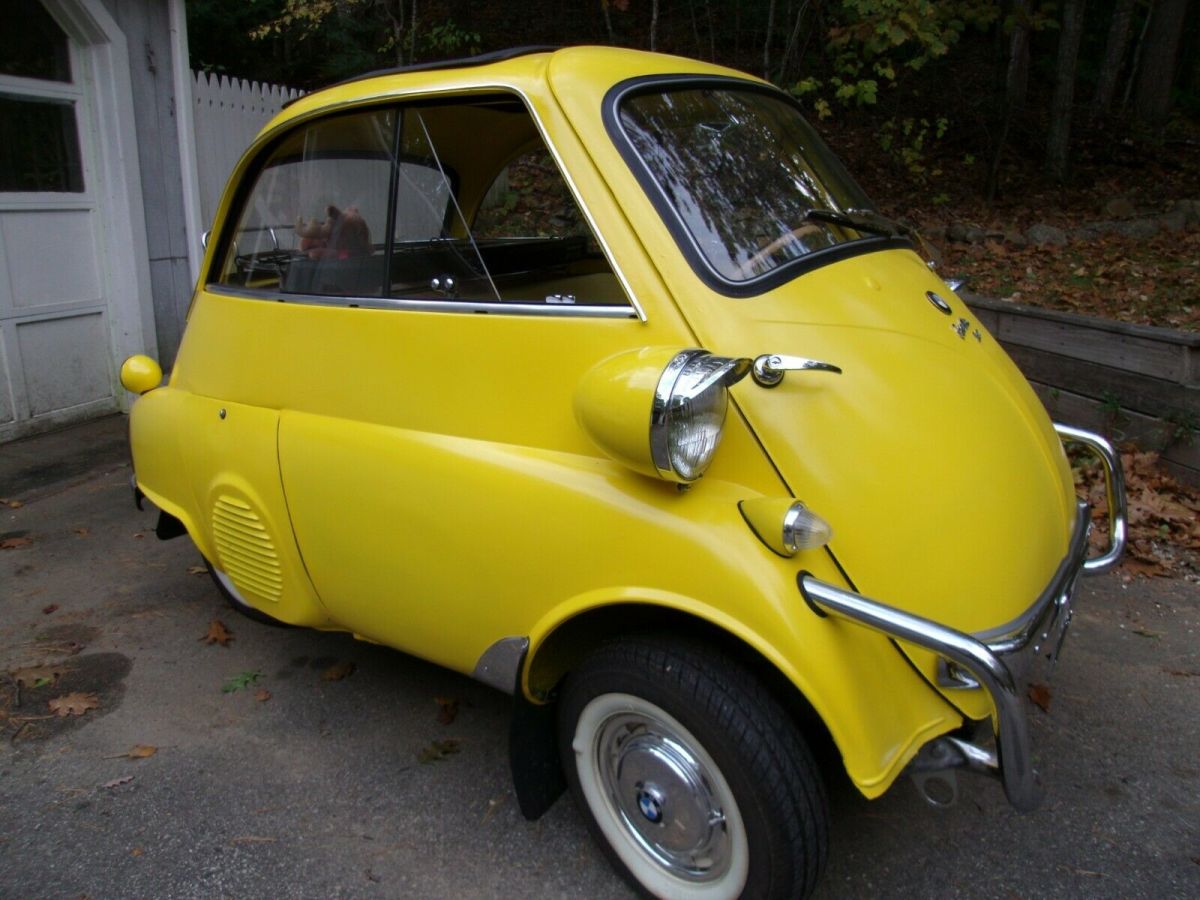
[192, 71, 303, 230]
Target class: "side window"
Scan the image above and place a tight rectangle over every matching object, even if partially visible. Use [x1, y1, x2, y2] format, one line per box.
[218, 108, 396, 297]
[215, 97, 630, 312]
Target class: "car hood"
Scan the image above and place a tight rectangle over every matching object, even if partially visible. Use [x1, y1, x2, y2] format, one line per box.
[698, 249, 1078, 633]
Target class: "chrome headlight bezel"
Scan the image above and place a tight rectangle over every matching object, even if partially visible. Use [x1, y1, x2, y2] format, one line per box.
[649, 349, 750, 483]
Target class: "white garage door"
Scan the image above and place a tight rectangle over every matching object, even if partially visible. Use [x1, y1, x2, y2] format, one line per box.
[1, 0, 146, 441]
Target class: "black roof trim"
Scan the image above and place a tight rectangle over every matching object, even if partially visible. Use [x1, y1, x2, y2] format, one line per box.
[288, 46, 561, 107]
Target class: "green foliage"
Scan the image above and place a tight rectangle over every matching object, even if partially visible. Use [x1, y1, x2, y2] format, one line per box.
[786, 1, 995, 179]
[222, 671, 262, 693]
[423, 21, 481, 58]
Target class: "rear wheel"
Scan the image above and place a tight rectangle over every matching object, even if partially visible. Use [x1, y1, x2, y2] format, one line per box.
[204, 559, 291, 627]
[558, 636, 828, 899]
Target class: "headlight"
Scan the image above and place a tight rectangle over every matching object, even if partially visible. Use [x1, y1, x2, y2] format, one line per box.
[574, 348, 749, 483]
[651, 350, 748, 482]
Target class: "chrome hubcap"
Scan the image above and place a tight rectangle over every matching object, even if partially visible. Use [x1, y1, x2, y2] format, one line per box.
[596, 712, 733, 882]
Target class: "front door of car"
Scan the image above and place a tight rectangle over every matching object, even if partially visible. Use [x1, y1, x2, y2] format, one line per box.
[209, 94, 689, 675]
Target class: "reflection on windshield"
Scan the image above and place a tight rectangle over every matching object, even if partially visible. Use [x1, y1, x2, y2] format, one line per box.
[618, 88, 878, 284]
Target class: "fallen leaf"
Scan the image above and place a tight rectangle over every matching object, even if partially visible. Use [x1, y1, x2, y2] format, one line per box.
[0, 537, 32, 550]
[128, 744, 158, 759]
[42, 604, 59, 615]
[49, 692, 100, 717]
[321, 661, 356, 682]
[73, 527, 90, 537]
[222, 671, 261, 693]
[11, 664, 72, 688]
[255, 689, 272, 702]
[435, 696, 459, 725]
[130, 848, 144, 857]
[102, 775, 134, 789]
[200, 619, 233, 646]
[1131, 627, 1162, 639]
[1, 498, 24, 509]
[187, 565, 207, 576]
[1028, 683, 1052, 713]
[417, 738, 461, 764]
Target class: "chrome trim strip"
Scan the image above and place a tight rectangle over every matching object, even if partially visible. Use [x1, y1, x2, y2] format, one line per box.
[1054, 423, 1127, 574]
[472, 636, 530, 694]
[799, 575, 1041, 811]
[207, 285, 637, 319]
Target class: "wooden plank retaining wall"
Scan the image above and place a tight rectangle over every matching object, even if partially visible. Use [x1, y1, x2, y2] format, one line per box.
[965, 294, 1200, 484]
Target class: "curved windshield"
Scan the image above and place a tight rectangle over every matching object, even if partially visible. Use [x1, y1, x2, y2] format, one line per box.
[616, 86, 886, 288]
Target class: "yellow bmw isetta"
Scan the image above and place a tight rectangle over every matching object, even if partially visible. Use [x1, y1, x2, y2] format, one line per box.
[122, 46, 1127, 899]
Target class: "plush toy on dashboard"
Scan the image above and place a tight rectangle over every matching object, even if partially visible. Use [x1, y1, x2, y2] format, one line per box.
[294, 205, 371, 259]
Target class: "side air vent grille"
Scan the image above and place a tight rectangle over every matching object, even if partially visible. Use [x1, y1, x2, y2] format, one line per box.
[212, 495, 283, 604]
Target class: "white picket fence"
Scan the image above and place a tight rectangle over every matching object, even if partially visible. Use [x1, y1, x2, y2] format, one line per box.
[192, 71, 304, 229]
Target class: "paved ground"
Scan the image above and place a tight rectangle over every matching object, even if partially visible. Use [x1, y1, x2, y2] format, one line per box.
[1, 415, 1198, 899]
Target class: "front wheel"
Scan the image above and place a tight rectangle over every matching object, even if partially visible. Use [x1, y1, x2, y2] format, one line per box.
[558, 636, 829, 899]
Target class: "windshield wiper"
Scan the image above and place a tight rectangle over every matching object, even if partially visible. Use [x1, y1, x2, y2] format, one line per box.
[803, 207, 910, 238]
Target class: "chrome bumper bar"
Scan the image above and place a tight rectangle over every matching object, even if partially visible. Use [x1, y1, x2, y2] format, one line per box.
[1054, 423, 1127, 574]
[800, 423, 1126, 812]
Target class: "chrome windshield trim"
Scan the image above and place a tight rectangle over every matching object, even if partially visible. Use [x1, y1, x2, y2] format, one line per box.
[1054, 423, 1127, 574]
[206, 285, 637, 319]
[799, 574, 1040, 811]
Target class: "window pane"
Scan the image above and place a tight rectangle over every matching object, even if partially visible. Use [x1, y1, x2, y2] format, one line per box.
[389, 101, 627, 308]
[0, 94, 84, 192]
[618, 88, 875, 283]
[0, 0, 71, 82]
[218, 109, 396, 297]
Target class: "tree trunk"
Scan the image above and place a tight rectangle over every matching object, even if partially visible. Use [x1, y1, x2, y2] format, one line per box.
[1133, 0, 1190, 127]
[1045, 0, 1086, 181]
[986, 0, 1032, 200]
[408, 0, 418, 65]
[777, 0, 811, 84]
[1090, 0, 1135, 117]
[601, 0, 615, 44]
[763, 0, 777, 80]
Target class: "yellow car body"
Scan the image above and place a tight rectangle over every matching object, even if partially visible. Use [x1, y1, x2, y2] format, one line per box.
[123, 46, 1126, 899]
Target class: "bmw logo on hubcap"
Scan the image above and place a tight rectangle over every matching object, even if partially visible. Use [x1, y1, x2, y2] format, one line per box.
[636, 788, 663, 823]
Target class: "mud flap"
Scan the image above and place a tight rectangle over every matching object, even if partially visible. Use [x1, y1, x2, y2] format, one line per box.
[509, 686, 565, 820]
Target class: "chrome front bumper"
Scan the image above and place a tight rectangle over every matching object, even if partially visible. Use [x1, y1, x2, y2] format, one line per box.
[799, 425, 1126, 812]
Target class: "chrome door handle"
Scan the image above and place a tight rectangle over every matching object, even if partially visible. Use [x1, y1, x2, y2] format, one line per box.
[751, 354, 842, 387]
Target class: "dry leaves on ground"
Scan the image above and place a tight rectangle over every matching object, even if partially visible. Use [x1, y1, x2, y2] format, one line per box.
[106, 744, 158, 760]
[1028, 683, 1052, 713]
[1075, 449, 1200, 576]
[435, 696, 459, 725]
[321, 661, 356, 682]
[11, 664, 72, 688]
[1, 498, 24, 509]
[200, 619, 234, 646]
[255, 689, 272, 702]
[48, 692, 100, 717]
[417, 738, 461, 764]
[0, 536, 32, 550]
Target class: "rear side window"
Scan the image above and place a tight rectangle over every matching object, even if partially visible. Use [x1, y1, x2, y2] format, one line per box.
[218, 108, 398, 297]
[214, 95, 631, 313]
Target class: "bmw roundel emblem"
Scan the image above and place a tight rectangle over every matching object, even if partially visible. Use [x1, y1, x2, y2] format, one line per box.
[637, 789, 663, 823]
